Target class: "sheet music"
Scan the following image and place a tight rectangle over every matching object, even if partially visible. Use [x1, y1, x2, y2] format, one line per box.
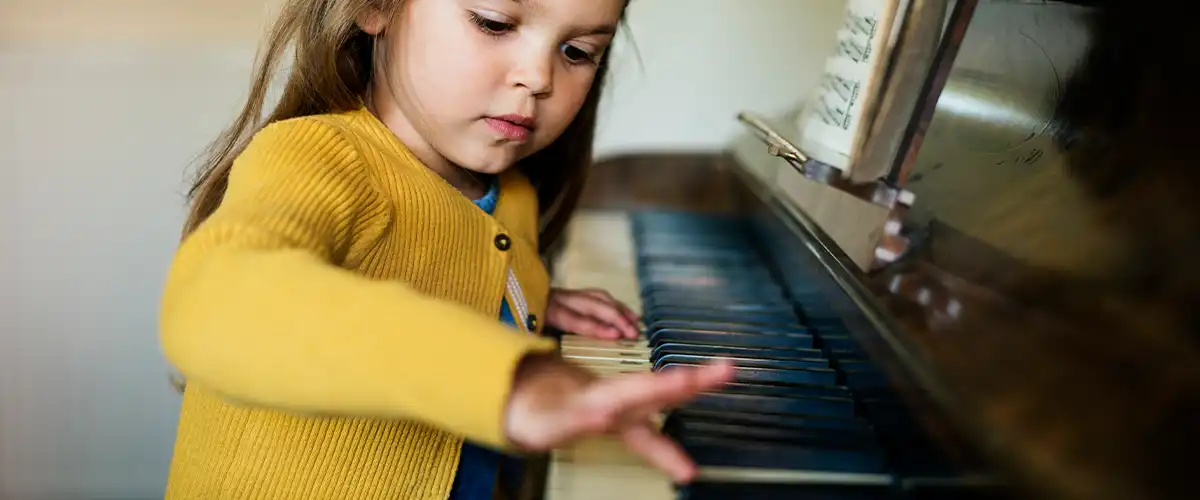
[796, 0, 901, 172]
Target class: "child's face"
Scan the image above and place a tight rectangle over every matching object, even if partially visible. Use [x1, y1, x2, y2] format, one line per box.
[367, 0, 624, 175]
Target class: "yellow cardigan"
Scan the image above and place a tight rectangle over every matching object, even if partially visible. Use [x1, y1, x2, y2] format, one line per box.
[160, 107, 558, 499]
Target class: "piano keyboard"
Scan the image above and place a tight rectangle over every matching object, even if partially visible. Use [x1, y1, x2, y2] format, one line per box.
[547, 210, 995, 500]
[547, 212, 672, 500]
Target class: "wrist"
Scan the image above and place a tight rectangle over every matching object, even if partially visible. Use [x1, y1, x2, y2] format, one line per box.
[504, 352, 593, 450]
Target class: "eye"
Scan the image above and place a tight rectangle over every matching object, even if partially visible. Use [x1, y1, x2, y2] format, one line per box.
[468, 11, 514, 36]
[561, 44, 597, 65]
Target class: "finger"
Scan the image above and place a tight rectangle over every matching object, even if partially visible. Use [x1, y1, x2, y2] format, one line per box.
[552, 307, 622, 340]
[579, 289, 642, 323]
[570, 288, 641, 328]
[621, 421, 697, 483]
[557, 293, 641, 339]
[583, 360, 735, 418]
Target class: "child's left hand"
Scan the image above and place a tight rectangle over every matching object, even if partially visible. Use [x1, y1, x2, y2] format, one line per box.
[545, 287, 641, 339]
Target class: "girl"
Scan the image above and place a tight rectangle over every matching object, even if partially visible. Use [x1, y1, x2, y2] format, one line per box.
[159, 0, 733, 498]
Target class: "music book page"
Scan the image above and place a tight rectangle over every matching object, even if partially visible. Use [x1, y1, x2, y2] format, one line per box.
[794, 0, 903, 173]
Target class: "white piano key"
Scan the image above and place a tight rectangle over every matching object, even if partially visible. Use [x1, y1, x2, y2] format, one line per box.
[559, 336, 649, 351]
[561, 349, 650, 365]
[545, 211, 671, 500]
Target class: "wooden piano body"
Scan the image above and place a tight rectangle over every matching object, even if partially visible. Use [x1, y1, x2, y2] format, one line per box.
[536, 1, 1200, 500]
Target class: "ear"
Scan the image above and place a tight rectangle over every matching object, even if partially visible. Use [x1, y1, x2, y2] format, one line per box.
[356, 9, 390, 35]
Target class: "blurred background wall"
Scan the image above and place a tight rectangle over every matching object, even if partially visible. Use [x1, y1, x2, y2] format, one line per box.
[0, 1, 844, 497]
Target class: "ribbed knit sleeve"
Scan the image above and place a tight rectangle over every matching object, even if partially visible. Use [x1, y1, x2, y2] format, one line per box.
[159, 117, 557, 449]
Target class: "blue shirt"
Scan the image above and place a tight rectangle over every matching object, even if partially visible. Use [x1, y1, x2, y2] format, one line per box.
[448, 177, 523, 500]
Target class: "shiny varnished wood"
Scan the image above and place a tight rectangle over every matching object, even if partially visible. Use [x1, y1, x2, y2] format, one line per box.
[576, 153, 756, 214]
[858, 3, 1200, 498]
[726, 1, 1200, 498]
[542, 3, 1199, 500]
[890, 1, 1137, 280]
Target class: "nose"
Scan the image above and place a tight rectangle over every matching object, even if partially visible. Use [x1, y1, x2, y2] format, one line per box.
[509, 45, 554, 97]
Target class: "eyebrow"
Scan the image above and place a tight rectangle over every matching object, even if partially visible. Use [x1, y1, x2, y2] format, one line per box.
[581, 24, 618, 36]
[508, 0, 619, 36]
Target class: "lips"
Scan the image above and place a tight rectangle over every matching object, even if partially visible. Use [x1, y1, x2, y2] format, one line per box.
[484, 114, 535, 142]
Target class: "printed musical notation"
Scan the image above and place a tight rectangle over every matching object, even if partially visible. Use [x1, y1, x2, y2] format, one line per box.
[837, 13, 878, 63]
[816, 74, 861, 130]
[823, 74, 859, 103]
[807, 4, 884, 132]
[845, 13, 878, 38]
[794, 0, 900, 171]
[837, 38, 871, 63]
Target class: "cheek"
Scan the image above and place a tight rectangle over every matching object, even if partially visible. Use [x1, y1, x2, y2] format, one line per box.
[393, 15, 495, 115]
[541, 73, 596, 136]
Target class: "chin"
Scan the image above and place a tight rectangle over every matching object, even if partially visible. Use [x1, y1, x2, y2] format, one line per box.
[454, 144, 526, 175]
[455, 154, 515, 175]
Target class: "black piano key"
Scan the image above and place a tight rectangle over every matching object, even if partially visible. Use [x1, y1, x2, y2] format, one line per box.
[639, 265, 772, 276]
[844, 369, 889, 391]
[838, 358, 878, 370]
[687, 392, 855, 420]
[647, 319, 807, 335]
[670, 419, 876, 450]
[645, 309, 801, 327]
[641, 279, 777, 291]
[638, 240, 748, 248]
[805, 314, 845, 325]
[640, 232, 749, 240]
[900, 484, 1015, 500]
[633, 224, 744, 233]
[637, 249, 761, 262]
[715, 383, 823, 398]
[678, 482, 892, 500]
[650, 343, 823, 362]
[638, 240, 753, 248]
[643, 284, 788, 298]
[794, 294, 837, 305]
[679, 436, 888, 473]
[670, 407, 873, 435]
[643, 286, 789, 301]
[642, 271, 779, 284]
[641, 276, 778, 291]
[719, 382, 853, 401]
[630, 209, 997, 493]
[644, 290, 789, 305]
[645, 301, 795, 316]
[636, 220, 744, 229]
[820, 334, 864, 351]
[800, 309, 844, 323]
[632, 209, 743, 223]
[634, 224, 745, 234]
[660, 361, 839, 387]
[636, 238, 754, 247]
[649, 329, 815, 350]
[643, 299, 796, 314]
[827, 348, 864, 361]
[639, 257, 767, 267]
[652, 350, 830, 369]
[800, 309, 844, 324]
[639, 268, 772, 281]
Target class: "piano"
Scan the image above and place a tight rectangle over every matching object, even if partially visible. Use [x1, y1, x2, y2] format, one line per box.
[531, 1, 1200, 500]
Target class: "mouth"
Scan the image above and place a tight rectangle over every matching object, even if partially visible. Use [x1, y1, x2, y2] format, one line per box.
[484, 114, 536, 142]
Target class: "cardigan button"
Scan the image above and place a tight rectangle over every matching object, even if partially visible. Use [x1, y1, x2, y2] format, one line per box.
[494, 234, 511, 251]
[526, 314, 538, 332]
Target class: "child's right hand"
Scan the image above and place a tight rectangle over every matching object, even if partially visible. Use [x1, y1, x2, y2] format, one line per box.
[504, 353, 735, 483]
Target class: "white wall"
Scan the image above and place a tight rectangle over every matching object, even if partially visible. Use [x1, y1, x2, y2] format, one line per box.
[0, 1, 843, 498]
[596, 0, 844, 157]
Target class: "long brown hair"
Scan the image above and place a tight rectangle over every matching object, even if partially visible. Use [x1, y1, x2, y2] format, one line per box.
[183, 0, 621, 252]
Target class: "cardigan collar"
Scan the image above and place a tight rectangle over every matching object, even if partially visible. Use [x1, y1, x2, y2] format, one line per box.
[341, 106, 541, 249]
